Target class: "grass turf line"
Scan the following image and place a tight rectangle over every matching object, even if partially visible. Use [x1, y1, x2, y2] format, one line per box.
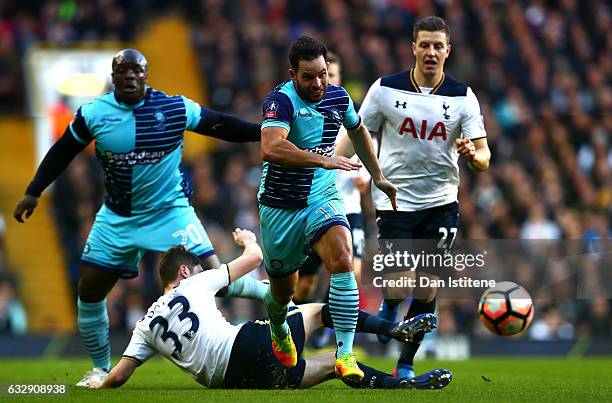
[0, 357, 611, 402]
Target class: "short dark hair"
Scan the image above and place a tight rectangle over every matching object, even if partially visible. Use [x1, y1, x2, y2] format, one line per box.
[159, 246, 201, 288]
[413, 16, 450, 43]
[288, 35, 328, 71]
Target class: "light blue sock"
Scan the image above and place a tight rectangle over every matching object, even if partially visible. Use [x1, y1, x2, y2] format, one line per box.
[225, 275, 269, 301]
[77, 298, 110, 372]
[264, 289, 289, 338]
[329, 272, 359, 356]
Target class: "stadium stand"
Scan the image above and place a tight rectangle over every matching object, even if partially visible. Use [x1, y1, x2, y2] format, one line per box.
[0, 0, 609, 343]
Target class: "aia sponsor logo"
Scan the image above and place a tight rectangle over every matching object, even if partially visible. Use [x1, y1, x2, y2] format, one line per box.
[399, 117, 447, 140]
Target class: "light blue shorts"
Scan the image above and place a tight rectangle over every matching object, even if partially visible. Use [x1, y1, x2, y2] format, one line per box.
[259, 197, 349, 278]
[81, 204, 215, 278]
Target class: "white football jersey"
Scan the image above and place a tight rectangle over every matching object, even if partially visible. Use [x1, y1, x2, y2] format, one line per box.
[335, 128, 372, 215]
[122, 265, 242, 388]
[360, 69, 486, 211]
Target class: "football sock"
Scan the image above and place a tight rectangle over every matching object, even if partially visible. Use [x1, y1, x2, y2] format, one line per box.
[321, 304, 395, 337]
[383, 298, 404, 309]
[329, 272, 359, 356]
[225, 275, 268, 301]
[264, 289, 289, 338]
[77, 297, 110, 372]
[399, 298, 436, 365]
[342, 362, 401, 389]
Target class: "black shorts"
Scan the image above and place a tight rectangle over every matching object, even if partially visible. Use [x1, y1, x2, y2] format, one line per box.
[377, 202, 459, 274]
[299, 213, 365, 276]
[222, 307, 306, 389]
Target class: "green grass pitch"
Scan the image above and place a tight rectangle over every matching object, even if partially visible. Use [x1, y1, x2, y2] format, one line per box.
[1, 357, 611, 402]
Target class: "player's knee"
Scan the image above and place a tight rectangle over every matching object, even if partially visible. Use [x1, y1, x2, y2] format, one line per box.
[272, 288, 294, 305]
[386, 286, 412, 301]
[295, 278, 317, 303]
[277, 292, 294, 305]
[326, 251, 353, 274]
[414, 284, 437, 301]
[78, 266, 119, 302]
[424, 285, 437, 302]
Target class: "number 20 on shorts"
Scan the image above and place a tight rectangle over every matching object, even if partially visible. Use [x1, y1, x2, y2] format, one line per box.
[172, 223, 204, 249]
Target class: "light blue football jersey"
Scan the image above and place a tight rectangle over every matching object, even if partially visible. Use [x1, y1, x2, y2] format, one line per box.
[70, 87, 203, 216]
[258, 81, 361, 209]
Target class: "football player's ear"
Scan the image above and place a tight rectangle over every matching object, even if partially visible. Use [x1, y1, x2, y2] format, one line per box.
[179, 264, 190, 278]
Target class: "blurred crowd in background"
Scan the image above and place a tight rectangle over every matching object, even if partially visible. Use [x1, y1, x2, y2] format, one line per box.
[0, 0, 610, 343]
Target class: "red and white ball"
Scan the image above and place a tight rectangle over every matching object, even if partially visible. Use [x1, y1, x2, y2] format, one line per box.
[479, 281, 534, 336]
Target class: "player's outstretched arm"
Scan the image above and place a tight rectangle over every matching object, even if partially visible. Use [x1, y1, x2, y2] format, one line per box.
[86, 358, 139, 389]
[225, 228, 264, 283]
[347, 122, 398, 210]
[262, 126, 360, 170]
[13, 129, 87, 223]
[194, 107, 261, 142]
[456, 137, 490, 171]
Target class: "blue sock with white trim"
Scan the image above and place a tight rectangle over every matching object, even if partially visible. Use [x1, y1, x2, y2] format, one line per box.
[329, 272, 359, 356]
[225, 275, 269, 301]
[77, 298, 110, 372]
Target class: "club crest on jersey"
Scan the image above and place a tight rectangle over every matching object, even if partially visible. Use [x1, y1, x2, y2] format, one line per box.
[395, 100, 407, 109]
[265, 101, 278, 118]
[442, 102, 450, 120]
[154, 110, 166, 130]
[331, 109, 342, 122]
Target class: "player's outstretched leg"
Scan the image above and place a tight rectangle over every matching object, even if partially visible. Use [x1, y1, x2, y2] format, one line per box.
[395, 298, 437, 380]
[320, 304, 437, 343]
[389, 313, 437, 342]
[376, 298, 402, 343]
[400, 369, 453, 390]
[264, 288, 297, 367]
[341, 362, 452, 390]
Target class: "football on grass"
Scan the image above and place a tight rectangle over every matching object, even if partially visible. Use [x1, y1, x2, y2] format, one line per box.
[479, 281, 534, 336]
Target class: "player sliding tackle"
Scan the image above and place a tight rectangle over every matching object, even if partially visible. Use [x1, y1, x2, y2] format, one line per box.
[84, 228, 451, 390]
[258, 35, 397, 382]
[13, 49, 268, 387]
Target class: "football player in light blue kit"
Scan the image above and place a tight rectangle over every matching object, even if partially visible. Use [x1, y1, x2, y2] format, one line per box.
[13, 49, 266, 386]
[259, 36, 397, 381]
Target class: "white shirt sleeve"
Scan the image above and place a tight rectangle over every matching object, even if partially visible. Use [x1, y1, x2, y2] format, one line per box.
[461, 87, 487, 140]
[183, 264, 230, 294]
[358, 78, 384, 133]
[122, 328, 157, 365]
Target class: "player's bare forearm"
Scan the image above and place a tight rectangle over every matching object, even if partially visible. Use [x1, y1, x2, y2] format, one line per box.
[94, 358, 138, 389]
[261, 127, 327, 168]
[262, 127, 360, 171]
[347, 123, 383, 181]
[226, 228, 263, 283]
[458, 138, 490, 172]
[467, 149, 490, 171]
[349, 123, 398, 210]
